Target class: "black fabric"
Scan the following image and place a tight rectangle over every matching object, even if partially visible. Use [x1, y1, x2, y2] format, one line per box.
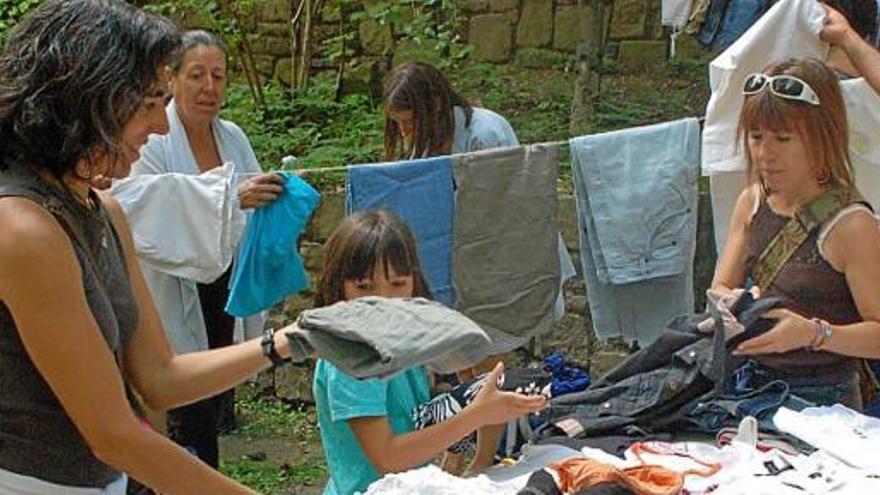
[574, 483, 636, 495]
[0, 171, 139, 487]
[517, 469, 562, 495]
[198, 267, 236, 433]
[725, 292, 784, 349]
[167, 398, 220, 468]
[538, 312, 732, 439]
[167, 267, 237, 467]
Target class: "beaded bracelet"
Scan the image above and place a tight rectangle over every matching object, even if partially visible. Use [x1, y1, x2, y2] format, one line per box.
[809, 318, 833, 351]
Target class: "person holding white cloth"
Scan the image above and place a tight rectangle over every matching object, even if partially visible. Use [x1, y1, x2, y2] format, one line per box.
[123, 30, 284, 468]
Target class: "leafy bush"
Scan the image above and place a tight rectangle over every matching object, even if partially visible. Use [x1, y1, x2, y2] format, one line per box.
[222, 74, 384, 189]
[0, 0, 39, 44]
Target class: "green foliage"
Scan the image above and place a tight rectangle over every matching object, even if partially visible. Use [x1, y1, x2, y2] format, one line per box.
[233, 394, 318, 438]
[142, 0, 260, 90]
[344, 0, 471, 68]
[0, 0, 40, 44]
[221, 457, 325, 493]
[222, 73, 383, 189]
[225, 391, 326, 493]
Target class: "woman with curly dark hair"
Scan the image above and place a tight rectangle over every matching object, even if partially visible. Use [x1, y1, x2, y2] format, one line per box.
[0, 1, 295, 493]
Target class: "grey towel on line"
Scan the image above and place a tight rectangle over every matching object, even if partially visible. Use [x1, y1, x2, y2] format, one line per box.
[452, 144, 561, 355]
[286, 296, 491, 378]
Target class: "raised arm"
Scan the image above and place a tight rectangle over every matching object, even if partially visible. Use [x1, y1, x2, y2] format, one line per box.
[0, 198, 257, 494]
[822, 4, 880, 95]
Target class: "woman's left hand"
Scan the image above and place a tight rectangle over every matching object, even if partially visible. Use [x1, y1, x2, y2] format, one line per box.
[734, 308, 815, 355]
[238, 172, 284, 209]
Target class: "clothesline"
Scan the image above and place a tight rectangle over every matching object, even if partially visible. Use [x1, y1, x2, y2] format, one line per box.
[233, 115, 705, 177]
[292, 138, 572, 176]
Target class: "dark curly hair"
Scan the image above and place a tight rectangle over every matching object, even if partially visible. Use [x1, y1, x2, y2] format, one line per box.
[0, 0, 181, 179]
[382, 61, 472, 161]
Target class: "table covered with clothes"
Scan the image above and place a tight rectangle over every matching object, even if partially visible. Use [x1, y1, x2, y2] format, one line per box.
[348, 293, 880, 494]
[360, 407, 880, 494]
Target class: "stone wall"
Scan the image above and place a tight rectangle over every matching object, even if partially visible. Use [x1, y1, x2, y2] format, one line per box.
[462, 0, 671, 67]
[229, 0, 680, 90]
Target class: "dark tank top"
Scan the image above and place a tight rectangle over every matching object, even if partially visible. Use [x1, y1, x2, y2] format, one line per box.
[745, 197, 860, 383]
[0, 170, 139, 487]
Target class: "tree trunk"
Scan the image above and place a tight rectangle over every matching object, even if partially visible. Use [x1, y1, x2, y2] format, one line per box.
[569, 0, 611, 136]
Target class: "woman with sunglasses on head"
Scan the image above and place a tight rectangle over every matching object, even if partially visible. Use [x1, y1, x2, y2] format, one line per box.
[0, 1, 297, 493]
[711, 58, 880, 409]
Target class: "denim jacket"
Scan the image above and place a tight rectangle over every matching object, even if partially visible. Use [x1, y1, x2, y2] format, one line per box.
[540, 312, 728, 438]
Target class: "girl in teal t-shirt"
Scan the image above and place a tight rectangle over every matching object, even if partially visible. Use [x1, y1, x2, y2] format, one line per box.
[311, 211, 546, 495]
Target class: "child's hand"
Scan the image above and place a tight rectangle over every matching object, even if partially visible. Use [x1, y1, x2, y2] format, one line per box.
[469, 362, 547, 426]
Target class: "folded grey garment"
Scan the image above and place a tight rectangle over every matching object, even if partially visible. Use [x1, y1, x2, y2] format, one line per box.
[285, 296, 492, 378]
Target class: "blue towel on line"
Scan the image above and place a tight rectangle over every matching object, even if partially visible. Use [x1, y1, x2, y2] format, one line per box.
[346, 156, 455, 306]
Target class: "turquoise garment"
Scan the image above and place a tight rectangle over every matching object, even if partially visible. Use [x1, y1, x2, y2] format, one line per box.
[313, 360, 430, 495]
[225, 172, 320, 317]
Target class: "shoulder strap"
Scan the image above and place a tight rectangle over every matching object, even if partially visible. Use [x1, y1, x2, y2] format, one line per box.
[0, 181, 149, 417]
[753, 186, 863, 289]
[0, 182, 96, 265]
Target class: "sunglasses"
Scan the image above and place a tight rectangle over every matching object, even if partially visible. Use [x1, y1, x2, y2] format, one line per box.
[742, 73, 821, 106]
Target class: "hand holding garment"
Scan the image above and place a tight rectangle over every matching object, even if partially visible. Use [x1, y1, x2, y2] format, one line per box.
[287, 296, 491, 378]
[111, 164, 242, 283]
[723, 291, 784, 349]
[225, 172, 320, 317]
[119, 99, 267, 352]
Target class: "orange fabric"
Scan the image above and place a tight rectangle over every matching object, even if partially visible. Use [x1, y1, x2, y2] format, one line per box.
[551, 458, 684, 495]
[629, 442, 722, 478]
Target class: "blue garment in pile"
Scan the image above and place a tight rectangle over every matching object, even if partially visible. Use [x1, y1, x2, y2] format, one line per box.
[226, 172, 320, 317]
[541, 352, 590, 397]
[570, 118, 700, 345]
[346, 157, 455, 306]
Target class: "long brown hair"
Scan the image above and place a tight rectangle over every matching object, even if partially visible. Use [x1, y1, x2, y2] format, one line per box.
[737, 58, 853, 189]
[314, 210, 432, 307]
[382, 60, 472, 161]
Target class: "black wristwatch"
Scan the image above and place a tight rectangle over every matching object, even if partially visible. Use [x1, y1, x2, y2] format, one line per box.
[261, 329, 288, 367]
